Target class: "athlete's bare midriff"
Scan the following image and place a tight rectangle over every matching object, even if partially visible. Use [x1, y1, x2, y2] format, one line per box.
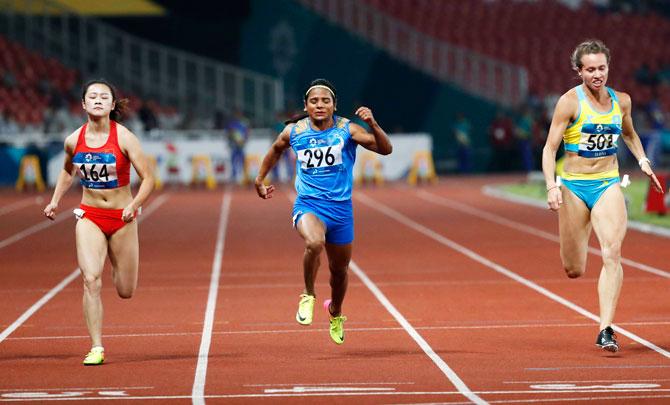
[81, 185, 134, 209]
[562, 152, 618, 174]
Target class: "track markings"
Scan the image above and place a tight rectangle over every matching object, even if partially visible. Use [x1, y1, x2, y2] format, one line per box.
[2, 390, 670, 402]
[283, 192, 485, 404]
[350, 260, 486, 404]
[191, 191, 232, 405]
[0, 196, 42, 217]
[263, 386, 396, 393]
[0, 205, 76, 250]
[0, 194, 170, 344]
[417, 190, 670, 279]
[356, 193, 670, 359]
[529, 383, 661, 390]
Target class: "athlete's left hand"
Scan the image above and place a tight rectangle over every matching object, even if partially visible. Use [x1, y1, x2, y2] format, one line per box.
[641, 162, 664, 193]
[255, 181, 275, 199]
[355, 106, 377, 127]
[122, 205, 136, 222]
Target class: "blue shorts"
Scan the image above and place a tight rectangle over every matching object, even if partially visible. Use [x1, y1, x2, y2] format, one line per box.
[292, 196, 354, 245]
[562, 177, 619, 210]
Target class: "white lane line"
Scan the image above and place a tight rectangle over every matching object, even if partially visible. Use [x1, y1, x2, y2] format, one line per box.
[0, 197, 41, 217]
[264, 387, 395, 393]
[0, 194, 170, 344]
[0, 272, 79, 344]
[0, 387, 153, 392]
[418, 189, 670, 279]
[245, 382, 415, 387]
[482, 185, 670, 238]
[483, 395, 670, 404]
[191, 191, 232, 405]
[0, 206, 76, 250]
[350, 261, 486, 405]
[355, 193, 670, 359]
[2, 390, 670, 402]
[9, 320, 670, 342]
[527, 365, 670, 371]
[504, 379, 670, 384]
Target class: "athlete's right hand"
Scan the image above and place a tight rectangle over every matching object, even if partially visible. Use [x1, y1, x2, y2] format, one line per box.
[547, 187, 562, 212]
[43, 202, 58, 220]
[255, 181, 275, 199]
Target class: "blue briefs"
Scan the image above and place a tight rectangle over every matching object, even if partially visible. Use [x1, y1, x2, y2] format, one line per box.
[561, 177, 620, 210]
[292, 196, 354, 245]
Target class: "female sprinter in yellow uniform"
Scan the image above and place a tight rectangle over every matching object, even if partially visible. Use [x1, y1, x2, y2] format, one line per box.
[542, 40, 663, 352]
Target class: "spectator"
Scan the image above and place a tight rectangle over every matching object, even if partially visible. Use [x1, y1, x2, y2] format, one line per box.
[515, 107, 535, 172]
[488, 110, 515, 171]
[138, 100, 158, 133]
[634, 63, 658, 87]
[0, 109, 19, 134]
[226, 109, 250, 184]
[453, 112, 473, 173]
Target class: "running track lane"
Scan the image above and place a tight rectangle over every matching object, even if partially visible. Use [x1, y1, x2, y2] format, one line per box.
[1, 181, 669, 403]
[0, 191, 87, 330]
[416, 180, 670, 353]
[0, 190, 231, 401]
[200, 188, 486, 404]
[351, 182, 670, 402]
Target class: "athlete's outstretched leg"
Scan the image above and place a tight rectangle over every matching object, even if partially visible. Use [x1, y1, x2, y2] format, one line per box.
[296, 213, 326, 296]
[591, 185, 627, 331]
[324, 243, 352, 316]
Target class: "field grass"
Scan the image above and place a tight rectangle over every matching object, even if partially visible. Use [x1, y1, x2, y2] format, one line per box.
[500, 179, 670, 228]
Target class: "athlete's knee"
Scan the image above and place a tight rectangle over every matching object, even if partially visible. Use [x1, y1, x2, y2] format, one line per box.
[117, 286, 135, 299]
[563, 263, 585, 279]
[82, 274, 102, 295]
[601, 241, 622, 263]
[329, 264, 348, 278]
[304, 238, 325, 255]
[112, 269, 137, 299]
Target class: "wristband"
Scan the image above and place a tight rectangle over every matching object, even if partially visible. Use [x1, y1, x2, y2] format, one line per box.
[546, 185, 559, 192]
[638, 157, 651, 168]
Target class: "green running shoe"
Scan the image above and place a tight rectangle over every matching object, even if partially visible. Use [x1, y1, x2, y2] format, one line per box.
[324, 299, 346, 345]
[296, 293, 315, 325]
[83, 346, 105, 366]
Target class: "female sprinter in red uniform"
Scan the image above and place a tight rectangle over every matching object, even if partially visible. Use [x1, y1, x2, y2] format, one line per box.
[44, 79, 154, 365]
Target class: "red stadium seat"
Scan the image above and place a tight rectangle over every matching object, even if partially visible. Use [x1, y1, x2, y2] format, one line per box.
[359, 0, 670, 101]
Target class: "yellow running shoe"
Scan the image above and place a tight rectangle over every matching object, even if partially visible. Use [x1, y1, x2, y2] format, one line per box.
[82, 346, 104, 366]
[296, 294, 315, 325]
[324, 299, 346, 345]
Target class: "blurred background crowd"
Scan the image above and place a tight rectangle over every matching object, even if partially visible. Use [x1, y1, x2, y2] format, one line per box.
[1, 0, 669, 181]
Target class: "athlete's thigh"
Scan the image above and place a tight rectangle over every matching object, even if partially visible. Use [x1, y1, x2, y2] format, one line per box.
[296, 213, 326, 243]
[107, 221, 139, 287]
[325, 242, 352, 270]
[76, 219, 108, 279]
[558, 186, 592, 265]
[590, 184, 627, 248]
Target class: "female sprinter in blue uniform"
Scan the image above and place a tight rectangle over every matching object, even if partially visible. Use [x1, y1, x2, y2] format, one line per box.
[542, 40, 663, 352]
[44, 79, 154, 364]
[254, 79, 392, 344]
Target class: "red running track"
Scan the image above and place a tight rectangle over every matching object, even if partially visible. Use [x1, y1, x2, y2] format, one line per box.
[0, 177, 669, 403]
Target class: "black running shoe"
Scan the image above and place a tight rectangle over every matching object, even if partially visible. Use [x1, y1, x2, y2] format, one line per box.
[595, 326, 619, 352]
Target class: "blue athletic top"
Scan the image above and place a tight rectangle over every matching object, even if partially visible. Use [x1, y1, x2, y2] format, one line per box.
[290, 115, 357, 201]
